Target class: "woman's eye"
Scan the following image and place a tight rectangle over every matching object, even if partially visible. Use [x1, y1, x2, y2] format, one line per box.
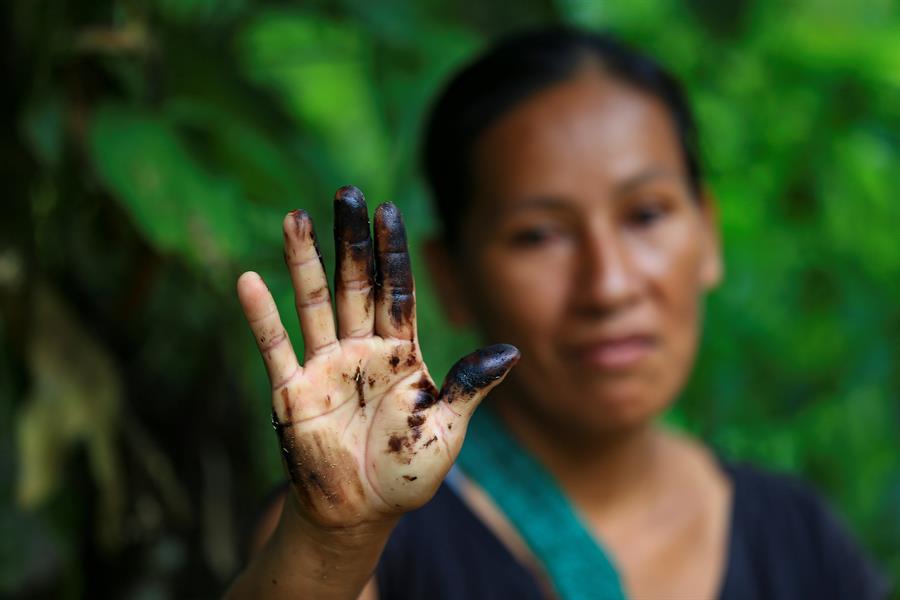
[628, 202, 669, 227]
[508, 226, 559, 247]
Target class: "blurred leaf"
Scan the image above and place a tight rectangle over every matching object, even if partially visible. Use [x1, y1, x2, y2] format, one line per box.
[164, 96, 308, 209]
[236, 10, 392, 196]
[88, 105, 254, 272]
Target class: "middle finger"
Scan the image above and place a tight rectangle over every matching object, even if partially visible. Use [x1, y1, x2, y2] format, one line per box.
[334, 186, 375, 339]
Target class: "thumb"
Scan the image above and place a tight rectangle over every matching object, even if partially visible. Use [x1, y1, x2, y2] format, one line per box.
[439, 343, 520, 422]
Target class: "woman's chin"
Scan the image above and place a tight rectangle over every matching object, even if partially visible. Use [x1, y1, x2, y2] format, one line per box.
[555, 384, 667, 435]
[508, 373, 670, 437]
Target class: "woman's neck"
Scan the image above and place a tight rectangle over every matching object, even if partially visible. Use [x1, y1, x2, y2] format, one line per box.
[491, 391, 667, 519]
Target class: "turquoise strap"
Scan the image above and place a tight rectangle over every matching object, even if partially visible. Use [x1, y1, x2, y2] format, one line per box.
[456, 406, 626, 600]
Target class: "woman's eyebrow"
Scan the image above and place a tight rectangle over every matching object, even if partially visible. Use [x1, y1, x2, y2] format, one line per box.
[614, 168, 682, 196]
[492, 169, 684, 219]
[498, 196, 572, 216]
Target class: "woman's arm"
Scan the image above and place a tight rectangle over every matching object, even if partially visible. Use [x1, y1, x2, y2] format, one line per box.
[225, 493, 393, 599]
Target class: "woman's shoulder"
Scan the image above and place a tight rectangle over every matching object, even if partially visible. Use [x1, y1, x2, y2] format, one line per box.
[724, 461, 874, 550]
[720, 461, 890, 600]
[725, 461, 837, 524]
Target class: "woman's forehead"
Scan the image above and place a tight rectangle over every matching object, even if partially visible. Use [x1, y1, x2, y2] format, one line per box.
[470, 72, 686, 203]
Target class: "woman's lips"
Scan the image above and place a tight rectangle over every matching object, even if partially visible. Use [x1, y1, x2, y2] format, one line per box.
[571, 335, 656, 369]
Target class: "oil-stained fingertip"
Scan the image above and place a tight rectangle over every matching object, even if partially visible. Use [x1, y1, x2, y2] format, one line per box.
[441, 343, 520, 401]
[334, 187, 371, 244]
[375, 200, 399, 215]
[374, 203, 407, 251]
[286, 208, 310, 220]
[470, 343, 521, 376]
[283, 209, 312, 236]
[335, 185, 365, 206]
[480, 343, 521, 362]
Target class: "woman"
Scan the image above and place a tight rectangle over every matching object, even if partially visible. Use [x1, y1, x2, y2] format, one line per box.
[226, 28, 888, 599]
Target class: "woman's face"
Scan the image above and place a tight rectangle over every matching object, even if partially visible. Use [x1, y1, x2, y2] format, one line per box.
[453, 71, 721, 434]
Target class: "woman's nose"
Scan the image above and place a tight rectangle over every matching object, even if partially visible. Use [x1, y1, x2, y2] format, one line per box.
[576, 223, 641, 313]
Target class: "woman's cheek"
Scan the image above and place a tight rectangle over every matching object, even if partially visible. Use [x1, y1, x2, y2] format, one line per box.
[638, 224, 705, 382]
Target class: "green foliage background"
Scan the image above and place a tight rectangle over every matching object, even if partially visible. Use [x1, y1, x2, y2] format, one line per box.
[1, 0, 898, 597]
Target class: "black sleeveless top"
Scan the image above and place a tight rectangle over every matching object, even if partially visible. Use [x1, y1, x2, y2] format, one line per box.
[376, 463, 890, 599]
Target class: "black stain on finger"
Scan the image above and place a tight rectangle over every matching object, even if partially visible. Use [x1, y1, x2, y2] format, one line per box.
[440, 344, 521, 402]
[334, 185, 374, 290]
[286, 209, 326, 273]
[374, 203, 408, 252]
[389, 289, 414, 327]
[310, 227, 326, 273]
[283, 210, 305, 264]
[288, 209, 306, 235]
[334, 186, 368, 240]
[374, 203, 415, 328]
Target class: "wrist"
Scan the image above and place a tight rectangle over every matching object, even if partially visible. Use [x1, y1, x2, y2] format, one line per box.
[278, 491, 400, 552]
[246, 491, 398, 598]
[229, 495, 398, 600]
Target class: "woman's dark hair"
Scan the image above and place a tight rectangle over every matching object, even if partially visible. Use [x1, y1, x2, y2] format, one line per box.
[421, 26, 702, 250]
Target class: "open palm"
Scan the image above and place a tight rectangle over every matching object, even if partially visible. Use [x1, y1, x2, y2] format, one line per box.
[237, 186, 518, 529]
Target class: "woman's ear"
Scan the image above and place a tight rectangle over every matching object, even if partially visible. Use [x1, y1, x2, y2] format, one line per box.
[422, 237, 474, 328]
[699, 189, 724, 290]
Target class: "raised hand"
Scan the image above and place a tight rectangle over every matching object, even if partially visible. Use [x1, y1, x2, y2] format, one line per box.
[236, 186, 519, 530]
